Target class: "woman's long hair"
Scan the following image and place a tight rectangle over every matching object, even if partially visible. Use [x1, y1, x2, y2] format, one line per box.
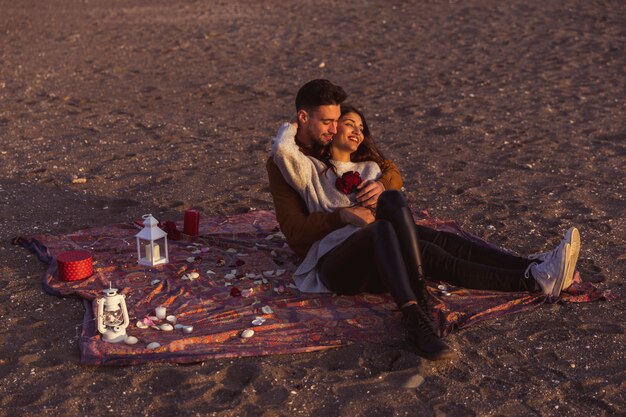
[319, 104, 387, 174]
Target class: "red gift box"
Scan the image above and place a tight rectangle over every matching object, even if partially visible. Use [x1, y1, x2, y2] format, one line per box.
[57, 250, 93, 282]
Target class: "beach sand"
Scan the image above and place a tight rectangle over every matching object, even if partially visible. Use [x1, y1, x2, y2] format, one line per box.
[0, 0, 624, 415]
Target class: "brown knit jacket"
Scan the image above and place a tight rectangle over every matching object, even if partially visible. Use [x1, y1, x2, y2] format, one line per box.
[266, 155, 403, 259]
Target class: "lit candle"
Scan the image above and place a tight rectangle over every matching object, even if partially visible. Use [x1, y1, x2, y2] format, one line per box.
[145, 243, 160, 262]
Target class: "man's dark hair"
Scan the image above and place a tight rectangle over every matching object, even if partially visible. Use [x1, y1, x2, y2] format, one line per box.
[295, 79, 347, 111]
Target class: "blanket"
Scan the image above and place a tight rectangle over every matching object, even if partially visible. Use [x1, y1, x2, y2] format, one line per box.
[16, 210, 608, 365]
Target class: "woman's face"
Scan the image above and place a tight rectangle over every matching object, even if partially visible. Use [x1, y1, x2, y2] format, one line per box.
[332, 112, 364, 155]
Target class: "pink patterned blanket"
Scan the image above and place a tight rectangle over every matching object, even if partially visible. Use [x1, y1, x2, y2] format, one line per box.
[18, 210, 607, 365]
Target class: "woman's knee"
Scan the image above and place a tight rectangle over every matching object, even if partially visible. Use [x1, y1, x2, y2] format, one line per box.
[376, 190, 408, 218]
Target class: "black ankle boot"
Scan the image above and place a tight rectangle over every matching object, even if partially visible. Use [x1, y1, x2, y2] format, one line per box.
[413, 279, 430, 313]
[401, 304, 455, 361]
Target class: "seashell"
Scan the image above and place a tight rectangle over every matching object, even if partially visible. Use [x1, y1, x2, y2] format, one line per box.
[230, 269, 237, 274]
[262, 278, 268, 284]
[252, 317, 266, 326]
[206, 270, 215, 275]
[245, 273, 256, 279]
[276, 269, 286, 277]
[265, 234, 274, 240]
[186, 257, 196, 263]
[261, 305, 273, 315]
[188, 272, 200, 279]
[181, 274, 190, 281]
[441, 291, 452, 296]
[263, 270, 275, 277]
[253, 280, 263, 285]
[224, 273, 236, 280]
[166, 315, 177, 324]
[147, 342, 161, 350]
[224, 282, 233, 287]
[437, 284, 447, 291]
[174, 324, 184, 329]
[159, 323, 174, 331]
[183, 325, 193, 333]
[151, 279, 161, 286]
[226, 248, 237, 253]
[125, 336, 138, 345]
[191, 249, 201, 255]
[136, 321, 148, 329]
[241, 329, 254, 338]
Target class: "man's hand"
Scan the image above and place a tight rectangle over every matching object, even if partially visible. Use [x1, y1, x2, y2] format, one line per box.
[339, 206, 375, 227]
[355, 180, 385, 208]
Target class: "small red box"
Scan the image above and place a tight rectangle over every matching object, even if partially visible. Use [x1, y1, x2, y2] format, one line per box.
[183, 209, 200, 236]
[57, 250, 93, 282]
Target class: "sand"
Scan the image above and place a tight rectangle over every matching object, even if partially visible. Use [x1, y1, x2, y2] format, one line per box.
[0, 0, 624, 415]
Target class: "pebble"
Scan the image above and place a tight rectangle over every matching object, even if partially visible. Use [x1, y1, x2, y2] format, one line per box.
[186, 257, 196, 263]
[437, 284, 447, 291]
[188, 272, 200, 279]
[174, 324, 184, 329]
[159, 323, 174, 331]
[147, 342, 161, 350]
[136, 321, 148, 329]
[261, 305, 273, 314]
[124, 336, 139, 345]
[183, 325, 193, 334]
[166, 315, 177, 324]
[241, 329, 254, 338]
[252, 317, 266, 326]
[150, 279, 161, 286]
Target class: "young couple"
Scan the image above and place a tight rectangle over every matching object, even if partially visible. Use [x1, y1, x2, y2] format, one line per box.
[266, 79, 581, 361]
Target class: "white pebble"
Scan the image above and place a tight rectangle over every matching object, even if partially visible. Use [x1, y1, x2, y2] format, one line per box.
[147, 342, 161, 350]
[241, 329, 255, 338]
[124, 336, 138, 345]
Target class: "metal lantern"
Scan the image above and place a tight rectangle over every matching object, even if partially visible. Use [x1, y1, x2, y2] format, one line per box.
[135, 214, 169, 267]
[96, 285, 130, 343]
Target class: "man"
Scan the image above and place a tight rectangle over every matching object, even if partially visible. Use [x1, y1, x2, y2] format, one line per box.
[266, 79, 454, 360]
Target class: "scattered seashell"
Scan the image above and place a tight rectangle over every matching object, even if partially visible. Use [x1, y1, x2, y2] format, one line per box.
[253, 280, 263, 285]
[262, 278, 268, 284]
[224, 282, 233, 287]
[188, 272, 200, 279]
[245, 273, 256, 278]
[181, 274, 190, 281]
[276, 269, 286, 277]
[261, 305, 273, 315]
[265, 234, 274, 240]
[183, 325, 193, 334]
[150, 279, 161, 286]
[166, 315, 177, 324]
[263, 270, 275, 277]
[160, 323, 174, 331]
[252, 317, 266, 326]
[224, 273, 236, 280]
[226, 248, 237, 253]
[186, 257, 196, 263]
[136, 320, 149, 329]
[206, 270, 215, 275]
[147, 342, 161, 350]
[241, 329, 254, 338]
[125, 336, 139, 345]
[174, 324, 184, 329]
[437, 284, 447, 291]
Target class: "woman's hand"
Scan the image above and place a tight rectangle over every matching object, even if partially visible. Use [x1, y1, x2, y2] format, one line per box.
[355, 180, 385, 208]
[339, 206, 375, 227]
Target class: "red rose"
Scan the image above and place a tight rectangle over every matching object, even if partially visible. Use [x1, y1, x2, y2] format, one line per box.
[336, 171, 362, 194]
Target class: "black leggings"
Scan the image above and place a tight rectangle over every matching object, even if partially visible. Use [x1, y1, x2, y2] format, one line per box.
[318, 190, 537, 308]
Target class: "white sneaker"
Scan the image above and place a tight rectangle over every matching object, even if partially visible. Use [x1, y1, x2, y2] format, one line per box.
[527, 227, 580, 292]
[525, 241, 573, 297]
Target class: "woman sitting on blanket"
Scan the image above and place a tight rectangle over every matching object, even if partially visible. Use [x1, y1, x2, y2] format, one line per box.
[271, 102, 580, 361]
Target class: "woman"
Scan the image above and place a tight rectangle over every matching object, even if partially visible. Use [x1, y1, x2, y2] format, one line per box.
[272, 105, 581, 361]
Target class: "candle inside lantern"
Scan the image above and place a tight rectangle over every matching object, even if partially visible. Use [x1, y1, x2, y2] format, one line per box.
[145, 243, 160, 262]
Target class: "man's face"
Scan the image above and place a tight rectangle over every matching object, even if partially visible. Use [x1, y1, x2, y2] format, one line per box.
[297, 104, 341, 148]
